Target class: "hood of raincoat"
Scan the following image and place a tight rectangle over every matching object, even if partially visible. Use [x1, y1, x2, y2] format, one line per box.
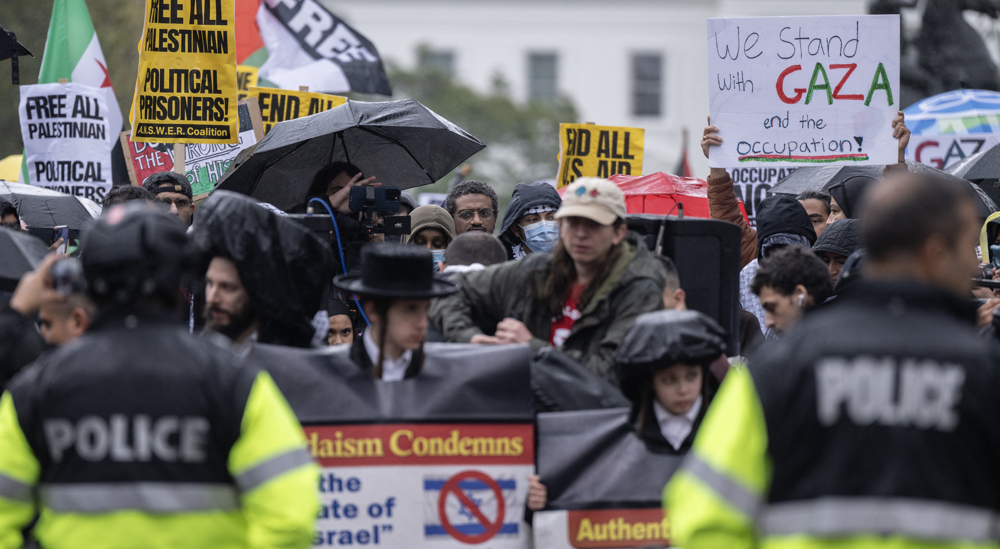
[613, 310, 727, 406]
[756, 194, 817, 259]
[498, 182, 563, 250]
[981, 211, 1000, 264]
[192, 191, 334, 347]
[826, 175, 876, 219]
[401, 205, 456, 246]
[812, 218, 861, 258]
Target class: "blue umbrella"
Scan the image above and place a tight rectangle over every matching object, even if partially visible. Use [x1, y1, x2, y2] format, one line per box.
[903, 89, 1000, 136]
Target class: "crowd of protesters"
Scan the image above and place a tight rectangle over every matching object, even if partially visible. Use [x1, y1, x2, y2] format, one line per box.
[4, 106, 1000, 549]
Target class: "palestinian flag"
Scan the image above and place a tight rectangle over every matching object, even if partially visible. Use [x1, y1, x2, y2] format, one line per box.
[673, 127, 693, 178]
[21, 0, 122, 183]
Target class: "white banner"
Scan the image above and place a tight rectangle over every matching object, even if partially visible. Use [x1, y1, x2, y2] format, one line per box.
[306, 424, 533, 548]
[19, 82, 115, 204]
[707, 15, 900, 168]
[906, 134, 1000, 170]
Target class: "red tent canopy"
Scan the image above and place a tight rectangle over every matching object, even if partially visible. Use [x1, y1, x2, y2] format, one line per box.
[558, 172, 749, 223]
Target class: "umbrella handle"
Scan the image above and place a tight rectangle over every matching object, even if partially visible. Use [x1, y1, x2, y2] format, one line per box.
[310, 197, 371, 327]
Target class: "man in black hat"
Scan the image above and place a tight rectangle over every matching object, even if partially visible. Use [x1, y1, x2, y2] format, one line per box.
[143, 171, 195, 227]
[334, 245, 459, 380]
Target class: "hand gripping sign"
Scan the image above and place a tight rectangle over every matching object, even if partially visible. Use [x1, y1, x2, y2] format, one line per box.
[257, 342, 535, 548]
[707, 15, 900, 168]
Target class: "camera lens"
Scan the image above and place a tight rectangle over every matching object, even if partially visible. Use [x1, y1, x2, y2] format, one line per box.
[385, 188, 401, 200]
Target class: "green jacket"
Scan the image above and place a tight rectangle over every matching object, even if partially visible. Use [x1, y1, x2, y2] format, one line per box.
[430, 232, 666, 381]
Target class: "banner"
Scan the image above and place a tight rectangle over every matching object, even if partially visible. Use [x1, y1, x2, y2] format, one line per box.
[257, 342, 535, 549]
[237, 65, 260, 100]
[532, 409, 683, 549]
[906, 134, 1000, 170]
[707, 15, 900, 168]
[247, 86, 346, 133]
[255, 0, 392, 96]
[557, 124, 645, 189]
[731, 166, 796, 226]
[19, 82, 115, 203]
[121, 99, 262, 195]
[131, 0, 238, 143]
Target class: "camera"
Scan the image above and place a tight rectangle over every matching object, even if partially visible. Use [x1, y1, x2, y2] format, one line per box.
[348, 186, 411, 236]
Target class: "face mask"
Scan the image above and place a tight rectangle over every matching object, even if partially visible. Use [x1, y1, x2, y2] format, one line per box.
[523, 220, 560, 253]
[431, 249, 446, 272]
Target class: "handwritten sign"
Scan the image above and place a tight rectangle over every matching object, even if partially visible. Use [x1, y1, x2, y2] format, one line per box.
[130, 0, 238, 144]
[19, 82, 115, 203]
[556, 124, 644, 189]
[236, 65, 259, 100]
[247, 86, 347, 134]
[707, 15, 900, 167]
[121, 98, 263, 196]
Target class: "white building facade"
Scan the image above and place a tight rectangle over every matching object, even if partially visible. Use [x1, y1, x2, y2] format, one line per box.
[322, 0, 869, 180]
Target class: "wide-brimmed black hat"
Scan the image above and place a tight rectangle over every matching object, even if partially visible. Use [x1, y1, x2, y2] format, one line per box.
[334, 244, 460, 299]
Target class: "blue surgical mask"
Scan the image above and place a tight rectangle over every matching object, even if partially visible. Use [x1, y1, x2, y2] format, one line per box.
[431, 249, 446, 271]
[523, 220, 560, 253]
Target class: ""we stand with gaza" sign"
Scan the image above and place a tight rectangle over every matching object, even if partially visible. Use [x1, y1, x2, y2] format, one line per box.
[707, 15, 900, 168]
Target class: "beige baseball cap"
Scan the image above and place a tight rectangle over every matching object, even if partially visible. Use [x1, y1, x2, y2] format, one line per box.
[555, 177, 627, 226]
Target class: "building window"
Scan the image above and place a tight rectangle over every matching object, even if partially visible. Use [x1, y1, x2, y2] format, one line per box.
[528, 53, 558, 103]
[632, 53, 663, 117]
[419, 49, 455, 79]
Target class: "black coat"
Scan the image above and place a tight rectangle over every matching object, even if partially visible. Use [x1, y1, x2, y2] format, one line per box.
[348, 333, 423, 379]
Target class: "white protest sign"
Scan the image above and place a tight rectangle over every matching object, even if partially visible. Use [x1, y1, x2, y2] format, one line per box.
[707, 15, 900, 168]
[906, 134, 1000, 170]
[19, 82, 115, 204]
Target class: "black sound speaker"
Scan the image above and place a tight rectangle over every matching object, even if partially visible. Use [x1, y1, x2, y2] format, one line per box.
[627, 214, 742, 355]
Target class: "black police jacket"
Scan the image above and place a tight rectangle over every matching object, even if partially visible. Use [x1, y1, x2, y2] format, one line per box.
[749, 281, 1000, 515]
[7, 306, 258, 487]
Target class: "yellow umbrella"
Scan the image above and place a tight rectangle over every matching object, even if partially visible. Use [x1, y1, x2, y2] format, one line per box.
[0, 155, 22, 181]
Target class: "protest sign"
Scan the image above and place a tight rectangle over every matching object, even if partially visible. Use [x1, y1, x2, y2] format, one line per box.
[121, 99, 263, 195]
[255, 0, 392, 95]
[257, 343, 535, 549]
[237, 65, 260, 100]
[248, 86, 347, 134]
[130, 0, 238, 144]
[532, 408, 683, 549]
[906, 134, 1000, 170]
[730, 166, 795, 226]
[19, 82, 115, 204]
[556, 124, 644, 189]
[707, 15, 900, 168]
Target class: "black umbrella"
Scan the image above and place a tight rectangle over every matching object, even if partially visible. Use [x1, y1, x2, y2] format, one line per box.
[945, 143, 1000, 181]
[771, 161, 998, 218]
[769, 165, 882, 196]
[0, 181, 101, 234]
[215, 99, 486, 211]
[0, 226, 48, 291]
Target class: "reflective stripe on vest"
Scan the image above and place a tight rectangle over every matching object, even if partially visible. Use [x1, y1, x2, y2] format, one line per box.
[0, 471, 33, 503]
[234, 447, 313, 493]
[761, 497, 1000, 542]
[40, 482, 239, 513]
[682, 453, 763, 518]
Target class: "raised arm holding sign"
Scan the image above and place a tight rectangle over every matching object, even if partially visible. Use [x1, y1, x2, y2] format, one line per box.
[706, 15, 900, 168]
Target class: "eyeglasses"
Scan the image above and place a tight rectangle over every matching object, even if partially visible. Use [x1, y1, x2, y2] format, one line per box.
[160, 197, 192, 209]
[457, 208, 494, 221]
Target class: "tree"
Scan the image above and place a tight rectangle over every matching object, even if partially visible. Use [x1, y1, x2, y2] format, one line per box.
[375, 45, 578, 208]
[0, 0, 144, 160]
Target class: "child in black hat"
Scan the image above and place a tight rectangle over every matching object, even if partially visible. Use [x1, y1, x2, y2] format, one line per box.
[333, 244, 459, 381]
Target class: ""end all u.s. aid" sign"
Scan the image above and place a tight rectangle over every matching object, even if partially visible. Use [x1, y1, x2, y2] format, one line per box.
[305, 423, 533, 548]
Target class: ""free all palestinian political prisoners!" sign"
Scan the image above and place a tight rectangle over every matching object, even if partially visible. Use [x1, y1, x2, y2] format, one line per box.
[130, 0, 238, 144]
[706, 15, 900, 168]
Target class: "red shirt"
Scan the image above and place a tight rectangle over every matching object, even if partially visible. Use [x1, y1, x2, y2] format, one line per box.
[550, 283, 584, 347]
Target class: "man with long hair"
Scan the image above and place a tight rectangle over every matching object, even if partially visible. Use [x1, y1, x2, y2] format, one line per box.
[430, 177, 666, 381]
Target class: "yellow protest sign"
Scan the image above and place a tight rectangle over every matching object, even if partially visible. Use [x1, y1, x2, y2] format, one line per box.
[236, 65, 259, 100]
[247, 87, 347, 134]
[556, 123, 644, 188]
[130, 0, 238, 144]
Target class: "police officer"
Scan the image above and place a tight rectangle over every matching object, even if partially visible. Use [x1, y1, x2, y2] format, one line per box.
[0, 204, 318, 548]
[667, 171, 1000, 547]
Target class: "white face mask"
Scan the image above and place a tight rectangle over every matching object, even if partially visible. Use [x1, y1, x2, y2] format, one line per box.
[523, 220, 560, 253]
[430, 249, 446, 271]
